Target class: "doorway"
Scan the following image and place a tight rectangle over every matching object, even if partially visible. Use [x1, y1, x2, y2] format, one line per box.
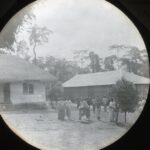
[3, 83, 11, 103]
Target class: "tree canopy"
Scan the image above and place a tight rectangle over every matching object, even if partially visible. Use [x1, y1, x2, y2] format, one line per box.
[113, 79, 138, 112]
[0, 7, 35, 52]
[110, 78, 139, 123]
[28, 26, 52, 64]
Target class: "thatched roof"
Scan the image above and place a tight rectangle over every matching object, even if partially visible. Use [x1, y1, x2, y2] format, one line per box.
[0, 54, 56, 83]
[63, 70, 150, 88]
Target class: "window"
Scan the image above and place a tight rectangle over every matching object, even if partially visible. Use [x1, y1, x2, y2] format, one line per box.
[23, 83, 34, 94]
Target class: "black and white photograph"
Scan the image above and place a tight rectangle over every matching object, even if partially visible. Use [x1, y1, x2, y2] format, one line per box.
[0, 0, 149, 150]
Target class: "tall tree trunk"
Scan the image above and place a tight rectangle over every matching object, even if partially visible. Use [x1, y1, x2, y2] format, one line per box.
[33, 42, 37, 64]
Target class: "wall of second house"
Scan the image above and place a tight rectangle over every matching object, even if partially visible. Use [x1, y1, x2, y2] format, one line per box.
[64, 84, 150, 101]
[64, 85, 112, 99]
[10, 81, 46, 104]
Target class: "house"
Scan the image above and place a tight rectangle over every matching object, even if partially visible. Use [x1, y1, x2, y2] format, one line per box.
[62, 70, 150, 99]
[0, 54, 56, 105]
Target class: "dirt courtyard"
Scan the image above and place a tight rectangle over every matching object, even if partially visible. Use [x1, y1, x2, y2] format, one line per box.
[2, 108, 132, 150]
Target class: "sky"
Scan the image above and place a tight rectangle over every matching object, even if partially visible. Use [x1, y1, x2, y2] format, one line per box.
[7, 0, 147, 60]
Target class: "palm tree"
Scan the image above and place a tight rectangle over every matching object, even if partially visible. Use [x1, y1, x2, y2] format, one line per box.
[29, 25, 53, 64]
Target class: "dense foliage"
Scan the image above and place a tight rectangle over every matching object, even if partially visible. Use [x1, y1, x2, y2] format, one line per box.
[111, 79, 138, 112]
[110, 79, 139, 123]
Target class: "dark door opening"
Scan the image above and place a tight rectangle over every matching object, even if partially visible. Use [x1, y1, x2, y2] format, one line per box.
[3, 83, 11, 103]
[88, 87, 94, 98]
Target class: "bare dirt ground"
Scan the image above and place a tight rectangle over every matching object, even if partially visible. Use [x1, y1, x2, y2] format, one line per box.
[1, 106, 139, 150]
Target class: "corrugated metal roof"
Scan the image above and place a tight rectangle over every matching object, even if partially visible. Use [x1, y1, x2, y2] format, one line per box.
[0, 54, 56, 82]
[63, 70, 150, 87]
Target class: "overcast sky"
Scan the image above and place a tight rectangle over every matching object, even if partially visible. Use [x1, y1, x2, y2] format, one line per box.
[18, 0, 146, 59]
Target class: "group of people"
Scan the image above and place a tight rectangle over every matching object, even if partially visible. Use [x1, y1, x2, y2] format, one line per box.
[77, 96, 119, 123]
[56, 96, 120, 124]
[109, 98, 119, 123]
[57, 99, 72, 121]
[137, 97, 146, 113]
[78, 98, 102, 121]
[78, 100, 91, 121]
[54, 95, 147, 125]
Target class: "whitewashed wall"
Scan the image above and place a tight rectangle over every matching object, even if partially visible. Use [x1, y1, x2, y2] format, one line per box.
[10, 82, 46, 104]
[0, 85, 4, 103]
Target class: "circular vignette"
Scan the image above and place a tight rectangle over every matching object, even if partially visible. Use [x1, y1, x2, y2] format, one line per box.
[0, 0, 149, 150]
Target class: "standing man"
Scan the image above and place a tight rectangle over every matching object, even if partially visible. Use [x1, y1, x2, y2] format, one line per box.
[87, 96, 92, 109]
[96, 97, 102, 120]
[57, 98, 66, 121]
[109, 98, 116, 122]
[65, 99, 72, 120]
[77, 97, 81, 109]
[102, 96, 108, 112]
[79, 100, 90, 121]
[92, 97, 97, 113]
[114, 101, 119, 124]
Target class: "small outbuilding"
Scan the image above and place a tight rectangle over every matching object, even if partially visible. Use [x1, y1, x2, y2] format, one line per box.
[0, 54, 56, 105]
[63, 70, 150, 99]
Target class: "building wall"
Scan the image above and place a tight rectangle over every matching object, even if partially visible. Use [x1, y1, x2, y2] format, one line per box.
[10, 81, 46, 104]
[64, 87, 88, 99]
[92, 86, 112, 97]
[0, 85, 4, 103]
[64, 85, 112, 99]
[64, 84, 149, 100]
